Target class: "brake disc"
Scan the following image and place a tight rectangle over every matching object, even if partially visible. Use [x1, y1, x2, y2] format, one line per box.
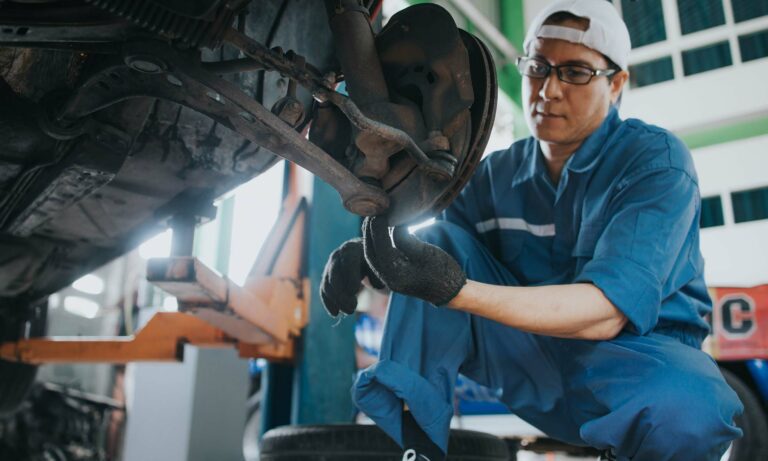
[381, 26, 497, 225]
[311, 4, 497, 225]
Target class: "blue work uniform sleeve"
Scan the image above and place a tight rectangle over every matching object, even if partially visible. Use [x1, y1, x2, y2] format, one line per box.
[574, 166, 699, 335]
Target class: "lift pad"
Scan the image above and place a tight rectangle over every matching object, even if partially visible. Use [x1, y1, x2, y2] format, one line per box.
[0, 189, 310, 364]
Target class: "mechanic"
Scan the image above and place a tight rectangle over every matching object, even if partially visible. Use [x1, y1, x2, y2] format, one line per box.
[320, 1, 743, 460]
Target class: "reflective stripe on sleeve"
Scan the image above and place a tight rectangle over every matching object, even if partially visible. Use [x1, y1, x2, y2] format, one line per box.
[475, 218, 556, 237]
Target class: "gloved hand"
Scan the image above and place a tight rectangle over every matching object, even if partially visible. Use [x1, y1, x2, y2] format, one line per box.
[320, 237, 385, 317]
[362, 216, 466, 306]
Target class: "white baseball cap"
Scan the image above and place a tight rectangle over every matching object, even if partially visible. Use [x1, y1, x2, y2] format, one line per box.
[523, 0, 632, 70]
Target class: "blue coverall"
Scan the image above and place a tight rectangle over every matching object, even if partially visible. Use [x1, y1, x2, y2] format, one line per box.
[353, 108, 743, 460]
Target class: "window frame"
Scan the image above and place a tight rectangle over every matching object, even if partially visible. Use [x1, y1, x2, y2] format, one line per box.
[731, 185, 768, 224]
[605, 0, 768, 90]
[700, 195, 726, 228]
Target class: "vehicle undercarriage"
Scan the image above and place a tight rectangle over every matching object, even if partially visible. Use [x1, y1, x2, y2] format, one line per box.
[0, 0, 496, 414]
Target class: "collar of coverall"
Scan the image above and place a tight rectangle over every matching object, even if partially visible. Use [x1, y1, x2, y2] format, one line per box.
[512, 107, 620, 188]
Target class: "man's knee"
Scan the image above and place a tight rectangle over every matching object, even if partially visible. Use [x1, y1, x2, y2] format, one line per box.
[626, 378, 741, 460]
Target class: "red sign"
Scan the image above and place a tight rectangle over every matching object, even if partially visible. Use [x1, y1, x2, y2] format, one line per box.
[705, 285, 768, 360]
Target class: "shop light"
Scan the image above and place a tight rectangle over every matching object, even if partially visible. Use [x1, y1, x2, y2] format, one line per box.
[63, 296, 100, 319]
[72, 274, 105, 295]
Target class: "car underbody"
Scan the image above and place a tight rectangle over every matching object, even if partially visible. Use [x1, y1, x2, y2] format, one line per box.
[0, 0, 496, 320]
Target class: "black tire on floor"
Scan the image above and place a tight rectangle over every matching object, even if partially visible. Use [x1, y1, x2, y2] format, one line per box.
[0, 300, 47, 417]
[721, 368, 768, 461]
[260, 424, 510, 460]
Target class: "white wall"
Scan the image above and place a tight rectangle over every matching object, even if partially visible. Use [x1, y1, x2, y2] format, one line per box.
[694, 134, 768, 198]
[692, 135, 768, 286]
[622, 59, 768, 133]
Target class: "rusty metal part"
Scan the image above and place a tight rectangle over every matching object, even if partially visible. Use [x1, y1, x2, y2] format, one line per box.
[320, 90, 454, 181]
[322, 0, 437, 186]
[1, 2, 492, 224]
[309, 4, 496, 225]
[324, 0, 390, 108]
[52, 41, 388, 216]
[222, 28, 331, 95]
[379, 4, 475, 140]
[371, 3, 477, 225]
[271, 62, 306, 128]
[437, 32, 496, 211]
[383, 27, 497, 225]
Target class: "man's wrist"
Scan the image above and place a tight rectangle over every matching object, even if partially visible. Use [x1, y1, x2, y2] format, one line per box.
[445, 279, 472, 309]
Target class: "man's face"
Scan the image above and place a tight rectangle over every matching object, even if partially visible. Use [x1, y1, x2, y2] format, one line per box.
[523, 36, 625, 150]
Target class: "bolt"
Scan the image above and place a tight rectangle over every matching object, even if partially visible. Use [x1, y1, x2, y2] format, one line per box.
[125, 55, 167, 74]
[166, 74, 183, 87]
[345, 195, 388, 216]
[425, 151, 457, 182]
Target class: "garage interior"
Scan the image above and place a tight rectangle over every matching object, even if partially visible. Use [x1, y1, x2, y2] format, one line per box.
[1, 0, 767, 460]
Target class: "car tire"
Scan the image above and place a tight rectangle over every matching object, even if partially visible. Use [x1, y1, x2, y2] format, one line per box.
[721, 368, 768, 461]
[260, 424, 510, 460]
[0, 300, 46, 417]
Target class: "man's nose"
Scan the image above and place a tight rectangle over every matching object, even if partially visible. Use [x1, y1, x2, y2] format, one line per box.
[539, 71, 563, 101]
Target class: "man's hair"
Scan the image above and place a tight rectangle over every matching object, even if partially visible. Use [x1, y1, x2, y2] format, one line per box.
[543, 11, 622, 75]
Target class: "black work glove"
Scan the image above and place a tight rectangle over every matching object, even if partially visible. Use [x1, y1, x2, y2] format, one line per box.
[362, 216, 466, 306]
[320, 238, 385, 317]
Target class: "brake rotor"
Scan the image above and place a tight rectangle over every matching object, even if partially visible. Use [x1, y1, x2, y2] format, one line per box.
[309, 4, 497, 225]
[373, 4, 497, 225]
[381, 25, 497, 225]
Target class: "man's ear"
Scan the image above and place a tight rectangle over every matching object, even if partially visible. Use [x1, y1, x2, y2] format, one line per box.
[610, 70, 629, 105]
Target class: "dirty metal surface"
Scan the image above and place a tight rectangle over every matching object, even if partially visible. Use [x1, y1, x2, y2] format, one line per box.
[313, 4, 497, 225]
[50, 41, 390, 216]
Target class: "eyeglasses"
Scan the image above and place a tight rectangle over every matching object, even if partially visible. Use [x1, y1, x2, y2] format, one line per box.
[516, 56, 617, 85]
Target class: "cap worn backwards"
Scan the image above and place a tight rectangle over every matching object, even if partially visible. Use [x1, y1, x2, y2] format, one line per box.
[523, 0, 632, 70]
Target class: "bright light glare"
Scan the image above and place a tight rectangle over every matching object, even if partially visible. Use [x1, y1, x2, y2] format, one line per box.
[139, 229, 173, 259]
[162, 296, 178, 311]
[228, 166, 284, 285]
[49, 293, 61, 309]
[408, 217, 435, 234]
[72, 274, 105, 295]
[63, 296, 100, 319]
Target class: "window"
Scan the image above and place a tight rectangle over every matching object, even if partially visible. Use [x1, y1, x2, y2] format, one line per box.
[700, 196, 725, 228]
[678, 0, 726, 35]
[731, 0, 768, 23]
[629, 56, 675, 87]
[621, 0, 667, 48]
[739, 29, 768, 62]
[732, 186, 768, 223]
[682, 41, 732, 75]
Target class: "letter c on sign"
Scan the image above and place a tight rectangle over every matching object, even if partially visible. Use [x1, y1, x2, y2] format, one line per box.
[719, 294, 756, 339]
